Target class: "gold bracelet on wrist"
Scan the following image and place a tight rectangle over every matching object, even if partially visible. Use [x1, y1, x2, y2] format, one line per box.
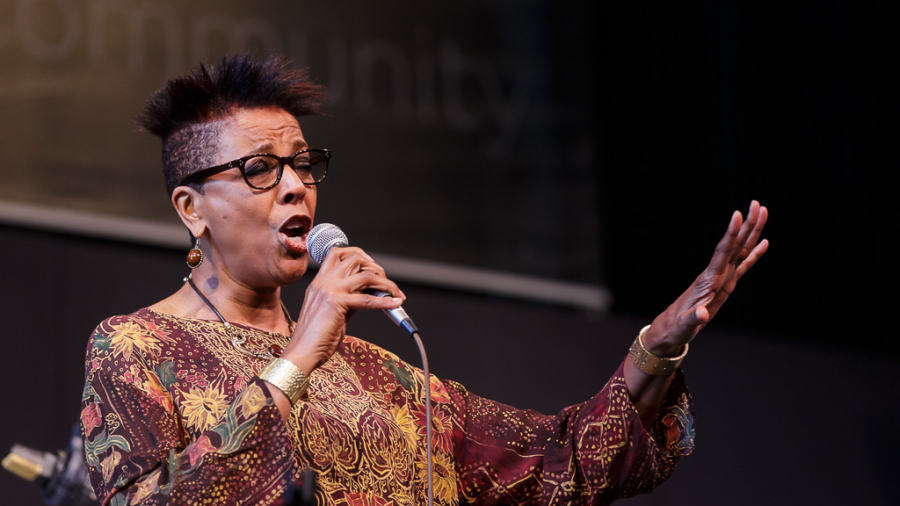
[628, 325, 688, 376]
[258, 358, 310, 405]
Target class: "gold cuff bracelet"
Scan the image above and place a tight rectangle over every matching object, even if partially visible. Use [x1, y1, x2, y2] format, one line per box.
[629, 325, 688, 376]
[259, 357, 310, 405]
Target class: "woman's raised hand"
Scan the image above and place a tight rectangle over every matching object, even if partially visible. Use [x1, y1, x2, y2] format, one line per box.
[283, 247, 405, 375]
[641, 201, 769, 355]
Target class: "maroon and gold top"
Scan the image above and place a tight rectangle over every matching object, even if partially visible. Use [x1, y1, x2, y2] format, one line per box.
[81, 308, 695, 506]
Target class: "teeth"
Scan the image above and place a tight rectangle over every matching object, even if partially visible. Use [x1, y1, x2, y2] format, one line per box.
[280, 217, 309, 240]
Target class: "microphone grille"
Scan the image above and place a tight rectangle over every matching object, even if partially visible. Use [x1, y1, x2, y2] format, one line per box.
[307, 223, 348, 263]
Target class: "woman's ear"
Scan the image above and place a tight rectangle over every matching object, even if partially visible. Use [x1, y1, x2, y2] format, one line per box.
[172, 187, 207, 239]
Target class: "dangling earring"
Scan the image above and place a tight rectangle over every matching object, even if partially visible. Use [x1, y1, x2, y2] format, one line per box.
[186, 240, 203, 269]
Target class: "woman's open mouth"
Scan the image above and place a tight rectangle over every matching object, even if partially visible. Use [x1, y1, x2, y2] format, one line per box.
[279, 216, 311, 255]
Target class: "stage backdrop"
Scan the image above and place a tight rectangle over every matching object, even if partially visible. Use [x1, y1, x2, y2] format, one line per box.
[0, 0, 602, 286]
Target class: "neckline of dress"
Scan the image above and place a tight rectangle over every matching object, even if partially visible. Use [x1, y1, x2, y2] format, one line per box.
[141, 307, 292, 339]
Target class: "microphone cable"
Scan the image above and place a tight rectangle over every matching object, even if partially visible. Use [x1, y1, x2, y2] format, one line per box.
[411, 330, 433, 506]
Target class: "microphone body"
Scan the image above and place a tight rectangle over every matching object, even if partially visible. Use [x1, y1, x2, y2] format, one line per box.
[307, 223, 419, 335]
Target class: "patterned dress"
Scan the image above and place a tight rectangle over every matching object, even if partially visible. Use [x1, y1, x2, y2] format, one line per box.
[80, 308, 695, 506]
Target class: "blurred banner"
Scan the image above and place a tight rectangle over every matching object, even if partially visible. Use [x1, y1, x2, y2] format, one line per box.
[0, 0, 602, 288]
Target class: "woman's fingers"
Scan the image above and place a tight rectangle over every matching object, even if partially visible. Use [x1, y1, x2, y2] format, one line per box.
[703, 220, 769, 318]
[710, 201, 769, 275]
[739, 205, 768, 261]
[318, 247, 404, 299]
[705, 239, 768, 318]
[319, 246, 374, 270]
[735, 238, 769, 278]
[343, 292, 405, 310]
[337, 270, 404, 303]
[709, 211, 743, 275]
[732, 201, 760, 259]
[327, 247, 386, 278]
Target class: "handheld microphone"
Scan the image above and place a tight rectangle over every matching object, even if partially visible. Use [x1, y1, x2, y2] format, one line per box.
[307, 223, 419, 336]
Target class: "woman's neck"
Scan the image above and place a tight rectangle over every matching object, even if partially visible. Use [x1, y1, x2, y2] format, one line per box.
[152, 266, 293, 335]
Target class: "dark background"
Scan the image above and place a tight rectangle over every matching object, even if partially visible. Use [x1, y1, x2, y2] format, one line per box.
[595, 0, 895, 351]
[1, 0, 897, 504]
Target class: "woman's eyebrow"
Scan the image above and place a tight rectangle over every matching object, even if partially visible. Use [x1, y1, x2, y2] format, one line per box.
[248, 143, 275, 154]
[245, 141, 308, 155]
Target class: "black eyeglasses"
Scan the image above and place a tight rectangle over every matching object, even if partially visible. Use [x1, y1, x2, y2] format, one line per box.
[179, 148, 331, 190]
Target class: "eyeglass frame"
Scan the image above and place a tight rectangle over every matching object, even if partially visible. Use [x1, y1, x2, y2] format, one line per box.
[178, 148, 331, 190]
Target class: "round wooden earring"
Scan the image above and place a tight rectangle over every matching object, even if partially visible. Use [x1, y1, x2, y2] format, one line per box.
[186, 246, 203, 269]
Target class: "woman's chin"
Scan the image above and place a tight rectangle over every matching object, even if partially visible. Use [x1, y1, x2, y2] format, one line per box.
[232, 255, 309, 290]
[274, 256, 309, 285]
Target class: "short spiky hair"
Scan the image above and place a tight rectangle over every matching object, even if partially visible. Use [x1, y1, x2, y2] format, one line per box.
[135, 53, 326, 196]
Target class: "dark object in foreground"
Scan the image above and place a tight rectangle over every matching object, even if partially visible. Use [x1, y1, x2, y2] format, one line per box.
[281, 468, 316, 506]
[2, 423, 96, 506]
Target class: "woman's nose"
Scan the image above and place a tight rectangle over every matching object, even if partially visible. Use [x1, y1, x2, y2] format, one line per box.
[279, 164, 309, 204]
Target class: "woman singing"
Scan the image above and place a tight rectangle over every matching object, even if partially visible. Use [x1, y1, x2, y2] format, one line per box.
[80, 54, 768, 506]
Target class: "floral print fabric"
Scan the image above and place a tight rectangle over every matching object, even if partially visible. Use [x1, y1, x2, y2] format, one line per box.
[82, 308, 694, 506]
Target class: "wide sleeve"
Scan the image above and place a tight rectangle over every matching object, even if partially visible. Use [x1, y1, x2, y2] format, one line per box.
[446, 359, 695, 506]
[80, 316, 295, 506]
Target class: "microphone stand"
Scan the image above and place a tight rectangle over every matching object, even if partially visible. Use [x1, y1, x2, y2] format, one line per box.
[2, 423, 97, 506]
